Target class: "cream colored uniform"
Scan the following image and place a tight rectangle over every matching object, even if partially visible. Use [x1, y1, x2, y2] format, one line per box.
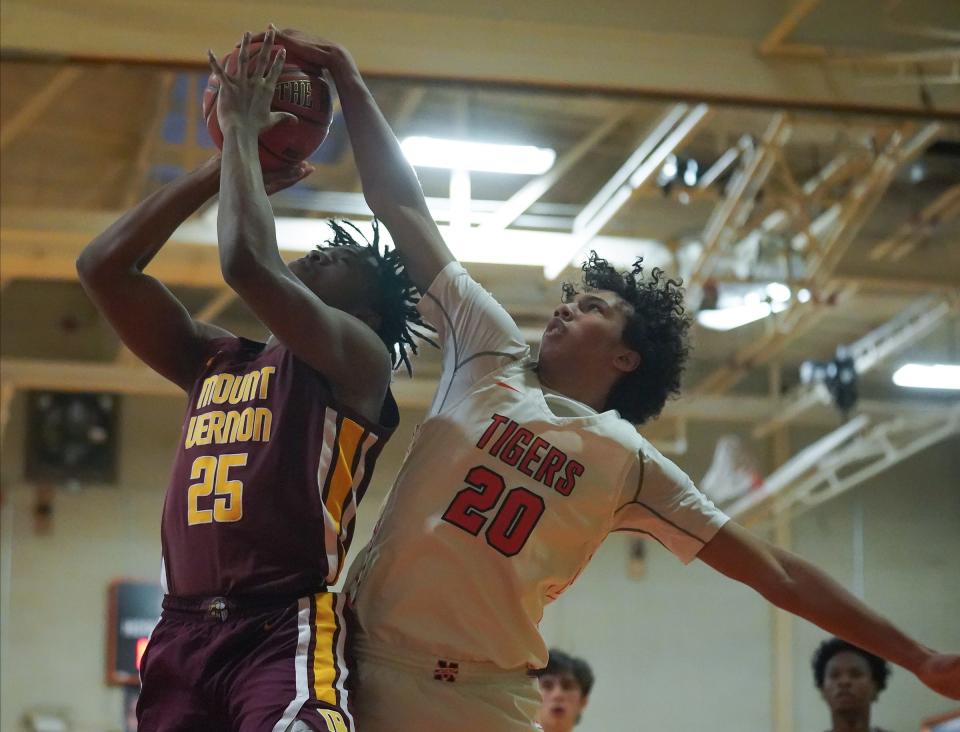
[349, 263, 729, 731]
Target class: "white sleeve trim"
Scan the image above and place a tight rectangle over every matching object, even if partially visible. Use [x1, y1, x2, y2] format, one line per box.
[417, 262, 529, 415]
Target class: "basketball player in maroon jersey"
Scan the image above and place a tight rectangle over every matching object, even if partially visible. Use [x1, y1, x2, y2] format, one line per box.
[77, 30, 428, 732]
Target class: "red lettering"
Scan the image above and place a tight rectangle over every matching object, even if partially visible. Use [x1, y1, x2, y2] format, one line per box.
[517, 437, 549, 477]
[500, 428, 534, 467]
[534, 447, 567, 489]
[476, 414, 510, 450]
[488, 420, 518, 457]
[554, 460, 584, 496]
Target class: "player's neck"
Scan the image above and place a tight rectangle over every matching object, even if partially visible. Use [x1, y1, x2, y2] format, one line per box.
[539, 720, 575, 732]
[830, 707, 872, 732]
[536, 364, 609, 413]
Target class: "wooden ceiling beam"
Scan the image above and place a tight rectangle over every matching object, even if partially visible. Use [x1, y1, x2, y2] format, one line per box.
[0, 67, 84, 151]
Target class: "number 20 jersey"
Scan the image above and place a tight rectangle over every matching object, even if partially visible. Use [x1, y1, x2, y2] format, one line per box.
[351, 264, 728, 670]
[161, 336, 397, 598]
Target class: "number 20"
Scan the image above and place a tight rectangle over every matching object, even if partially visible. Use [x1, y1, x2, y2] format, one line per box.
[187, 453, 247, 525]
[442, 465, 545, 557]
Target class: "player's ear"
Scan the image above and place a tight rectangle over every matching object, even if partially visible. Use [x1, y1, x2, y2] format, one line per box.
[613, 347, 641, 374]
[575, 693, 589, 724]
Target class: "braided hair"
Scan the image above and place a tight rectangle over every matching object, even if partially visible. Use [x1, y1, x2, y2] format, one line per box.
[318, 219, 435, 374]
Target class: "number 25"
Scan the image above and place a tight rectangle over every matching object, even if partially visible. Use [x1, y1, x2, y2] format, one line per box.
[188, 453, 247, 525]
[442, 465, 545, 557]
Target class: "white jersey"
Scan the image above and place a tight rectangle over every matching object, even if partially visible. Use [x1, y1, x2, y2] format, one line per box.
[351, 263, 728, 670]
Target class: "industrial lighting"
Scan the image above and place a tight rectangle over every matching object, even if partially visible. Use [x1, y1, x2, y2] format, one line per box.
[658, 155, 704, 193]
[697, 283, 790, 331]
[765, 282, 791, 303]
[400, 137, 556, 175]
[892, 363, 960, 390]
[800, 346, 859, 415]
[661, 154, 678, 180]
[697, 302, 774, 331]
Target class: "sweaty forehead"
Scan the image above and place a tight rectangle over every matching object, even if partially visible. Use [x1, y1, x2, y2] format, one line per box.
[579, 288, 634, 315]
[337, 245, 379, 272]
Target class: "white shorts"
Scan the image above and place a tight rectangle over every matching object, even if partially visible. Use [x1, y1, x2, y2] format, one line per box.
[352, 636, 541, 732]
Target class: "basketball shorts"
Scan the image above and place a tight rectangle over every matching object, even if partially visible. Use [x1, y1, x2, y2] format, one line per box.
[137, 591, 354, 732]
[351, 634, 541, 732]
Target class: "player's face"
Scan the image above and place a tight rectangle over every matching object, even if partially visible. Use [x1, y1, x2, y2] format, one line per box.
[820, 651, 878, 713]
[288, 246, 380, 319]
[539, 290, 638, 374]
[537, 673, 587, 732]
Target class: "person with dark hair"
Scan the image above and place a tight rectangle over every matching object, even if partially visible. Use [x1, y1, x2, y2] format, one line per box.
[78, 29, 430, 732]
[814, 637, 894, 732]
[535, 650, 595, 732]
[258, 26, 960, 732]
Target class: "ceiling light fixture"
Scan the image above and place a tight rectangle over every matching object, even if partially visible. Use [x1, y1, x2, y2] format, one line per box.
[697, 302, 774, 331]
[697, 283, 792, 331]
[400, 136, 556, 175]
[892, 363, 960, 390]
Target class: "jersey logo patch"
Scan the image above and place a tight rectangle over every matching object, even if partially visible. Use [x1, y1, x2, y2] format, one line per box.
[494, 380, 520, 393]
[433, 659, 460, 682]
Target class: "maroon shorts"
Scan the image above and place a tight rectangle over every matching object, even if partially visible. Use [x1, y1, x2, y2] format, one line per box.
[137, 592, 355, 732]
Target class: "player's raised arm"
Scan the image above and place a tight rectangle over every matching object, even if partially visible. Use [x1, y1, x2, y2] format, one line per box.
[697, 522, 960, 699]
[76, 156, 233, 391]
[265, 27, 455, 293]
[210, 31, 392, 418]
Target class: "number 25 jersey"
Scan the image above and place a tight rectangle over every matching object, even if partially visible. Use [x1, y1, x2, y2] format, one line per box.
[351, 264, 728, 670]
[161, 337, 398, 598]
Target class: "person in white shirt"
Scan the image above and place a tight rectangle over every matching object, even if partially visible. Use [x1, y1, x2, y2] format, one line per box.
[261, 27, 960, 732]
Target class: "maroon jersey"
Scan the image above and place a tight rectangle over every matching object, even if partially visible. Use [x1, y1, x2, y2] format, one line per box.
[161, 337, 397, 597]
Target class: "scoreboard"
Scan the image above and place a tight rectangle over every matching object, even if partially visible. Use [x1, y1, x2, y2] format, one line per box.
[107, 580, 162, 686]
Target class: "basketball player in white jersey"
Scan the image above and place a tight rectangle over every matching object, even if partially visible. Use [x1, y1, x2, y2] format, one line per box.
[262, 27, 960, 730]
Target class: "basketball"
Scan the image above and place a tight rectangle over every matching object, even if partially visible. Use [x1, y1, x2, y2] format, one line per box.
[203, 41, 333, 171]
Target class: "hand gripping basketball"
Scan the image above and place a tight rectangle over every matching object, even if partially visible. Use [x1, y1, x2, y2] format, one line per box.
[205, 30, 333, 170]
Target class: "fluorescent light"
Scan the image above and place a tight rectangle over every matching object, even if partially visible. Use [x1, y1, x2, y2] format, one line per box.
[892, 364, 960, 390]
[400, 137, 556, 175]
[766, 282, 791, 303]
[697, 302, 772, 331]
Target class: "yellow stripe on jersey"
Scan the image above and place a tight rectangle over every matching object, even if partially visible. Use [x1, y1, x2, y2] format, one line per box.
[311, 592, 339, 707]
[325, 418, 366, 535]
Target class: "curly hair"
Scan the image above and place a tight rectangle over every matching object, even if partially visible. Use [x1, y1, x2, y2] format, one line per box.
[811, 637, 891, 692]
[534, 649, 595, 697]
[561, 251, 691, 424]
[318, 219, 435, 375]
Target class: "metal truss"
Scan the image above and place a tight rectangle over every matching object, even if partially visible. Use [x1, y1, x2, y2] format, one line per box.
[730, 404, 960, 527]
[685, 119, 941, 400]
[543, 103, 711, 278]
[753, 293, 959, 438]
[869, 184, 960, 263]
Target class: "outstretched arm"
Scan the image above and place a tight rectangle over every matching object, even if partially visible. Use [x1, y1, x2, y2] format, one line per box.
[698, 521, 960, 699]
[266, 28, 454, 293]
[76, 157, 230, 390]
[210, 32, 391, 419]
